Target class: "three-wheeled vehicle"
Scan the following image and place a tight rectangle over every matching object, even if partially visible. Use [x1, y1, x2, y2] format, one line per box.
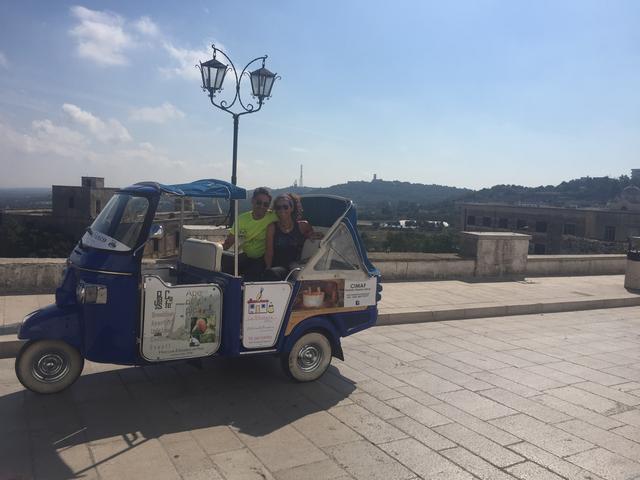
[15, 179, 381, 393]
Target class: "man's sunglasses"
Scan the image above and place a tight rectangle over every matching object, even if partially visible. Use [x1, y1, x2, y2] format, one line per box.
[254, 200, 270, 207]
[275, 204, 291, 211]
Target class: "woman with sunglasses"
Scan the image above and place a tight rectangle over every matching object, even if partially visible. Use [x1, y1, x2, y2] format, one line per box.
[263, 193, 314, 280]
[222, 187, 277, 280]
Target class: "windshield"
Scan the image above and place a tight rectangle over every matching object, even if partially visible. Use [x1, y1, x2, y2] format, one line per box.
[81, 194, 150, 252]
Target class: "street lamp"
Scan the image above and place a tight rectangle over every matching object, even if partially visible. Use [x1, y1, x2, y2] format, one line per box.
[198, 45, 279, 186]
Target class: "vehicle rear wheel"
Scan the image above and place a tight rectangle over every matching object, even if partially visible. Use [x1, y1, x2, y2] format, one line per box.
[15, 340, 84, 394]
[282, 332, 332, 382]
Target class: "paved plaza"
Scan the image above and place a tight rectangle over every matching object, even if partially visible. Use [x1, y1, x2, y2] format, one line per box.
[4, 307, 640, 479]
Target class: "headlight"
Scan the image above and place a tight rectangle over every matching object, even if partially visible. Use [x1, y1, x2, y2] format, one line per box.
[76, 282, 108, 304]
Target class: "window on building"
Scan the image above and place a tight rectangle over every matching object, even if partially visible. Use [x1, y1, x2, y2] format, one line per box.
[498, 218, 508, 229]
[563, 223, 576, 235]
[516, 219, 527, 230]
[604, 226, 616, 241]
[534, 243, 546, 254]
[535, 221, 548, 233]
[482, 217, 491, 227]
[467, 215, 476, 226]
[153, 238, 160, 252]
[68, 196, 75, 209]
[96, 199, 101, 214]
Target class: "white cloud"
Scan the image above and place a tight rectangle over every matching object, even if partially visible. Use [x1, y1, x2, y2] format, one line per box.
[129, 102, 185, 123]
[0, 108, 188, 186]
[62, 103, 132, 143]
[68, 5, 220, 84]
[68, 7, 161, 66]
[69, 6, 132, 66]
[0, 119, 87, 158]
[0, 52, 8, 69]
[133, 16, 158, 37]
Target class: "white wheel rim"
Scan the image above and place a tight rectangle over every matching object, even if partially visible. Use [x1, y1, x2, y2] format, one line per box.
[297, 343, 324, 372]
[32, 352, 69, 383]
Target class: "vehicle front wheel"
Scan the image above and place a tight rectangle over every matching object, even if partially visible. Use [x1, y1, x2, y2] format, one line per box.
[15, 340, 84, 394]
[282, 332, 332, 382]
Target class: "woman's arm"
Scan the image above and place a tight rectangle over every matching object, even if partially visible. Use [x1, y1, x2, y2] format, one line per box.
[264, 223, 275, 268]
[299, 220, 323, 240]
[299, 220, 314, 238]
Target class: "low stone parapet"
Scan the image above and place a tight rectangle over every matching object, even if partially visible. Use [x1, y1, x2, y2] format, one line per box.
[0, 251, 629, 294]
[368, 253, 475, 281]
[0, 258, 66, 294]
[368, 252, 625, 282]
[527, 254, 626, 277]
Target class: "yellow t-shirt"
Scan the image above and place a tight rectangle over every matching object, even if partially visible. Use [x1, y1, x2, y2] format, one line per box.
[236, 210, 277, 259]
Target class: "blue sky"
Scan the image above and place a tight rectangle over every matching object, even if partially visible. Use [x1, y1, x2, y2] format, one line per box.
[0, 1, 638, 189]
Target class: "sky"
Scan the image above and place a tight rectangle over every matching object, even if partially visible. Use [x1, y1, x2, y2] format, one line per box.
[0, 0, 639, 190]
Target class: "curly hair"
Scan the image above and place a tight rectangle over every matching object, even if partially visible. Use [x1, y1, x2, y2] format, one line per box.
[252, 187, 272, 202]
[274, 193, 303, 220]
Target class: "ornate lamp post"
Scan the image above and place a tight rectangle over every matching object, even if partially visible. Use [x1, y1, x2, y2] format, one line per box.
[199, 45, 278, 186]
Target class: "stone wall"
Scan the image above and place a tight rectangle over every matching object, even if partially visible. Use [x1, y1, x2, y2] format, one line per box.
[0, 252, 628, 294]
[0, 258, 66, 294]
[526, 254, 626, 277]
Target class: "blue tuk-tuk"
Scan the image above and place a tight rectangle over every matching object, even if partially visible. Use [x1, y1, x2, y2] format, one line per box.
[15, 179, 381, 394]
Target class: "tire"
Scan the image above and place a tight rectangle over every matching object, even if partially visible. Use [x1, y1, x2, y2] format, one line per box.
[15, 340, 84, 394]
[282, 332, 332, 382]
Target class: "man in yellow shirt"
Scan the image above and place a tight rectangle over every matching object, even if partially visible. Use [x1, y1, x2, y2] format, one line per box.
[223, 187, 277, 280]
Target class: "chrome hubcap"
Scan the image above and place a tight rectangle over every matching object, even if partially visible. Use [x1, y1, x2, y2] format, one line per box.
[32, 352, 69, 383]
[297, 344, 323, 372]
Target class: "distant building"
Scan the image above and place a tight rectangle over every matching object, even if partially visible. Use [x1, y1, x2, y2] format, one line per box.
[52, 176, 118, 221]
[1, 177, 224, 258]
[460, 202, 640, 254]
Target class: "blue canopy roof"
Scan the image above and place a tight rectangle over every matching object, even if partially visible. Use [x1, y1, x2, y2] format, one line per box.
[132, 179, 246, 200]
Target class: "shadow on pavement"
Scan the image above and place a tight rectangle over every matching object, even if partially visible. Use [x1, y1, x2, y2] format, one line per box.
[0, 356, 356, 479]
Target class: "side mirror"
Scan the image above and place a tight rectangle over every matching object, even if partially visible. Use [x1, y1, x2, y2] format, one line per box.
[150, 224, 164, 240]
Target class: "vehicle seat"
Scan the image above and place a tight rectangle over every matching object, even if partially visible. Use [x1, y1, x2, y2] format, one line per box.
[180, 238, 223, 271]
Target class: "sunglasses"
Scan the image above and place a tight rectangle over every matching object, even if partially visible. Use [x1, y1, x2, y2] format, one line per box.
[254, 200, 270, 207]
[275, 204, 291, 211]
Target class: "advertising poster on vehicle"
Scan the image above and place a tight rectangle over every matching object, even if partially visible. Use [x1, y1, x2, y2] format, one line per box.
[141, 276, 222, 361]
[291, 277, 376, 312]
[293, 279, 345, 311]
[242, 283, 292, 349]
[343, 278, 377, 307]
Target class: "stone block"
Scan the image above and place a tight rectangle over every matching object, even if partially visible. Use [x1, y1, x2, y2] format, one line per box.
[460, 231, 531, 278]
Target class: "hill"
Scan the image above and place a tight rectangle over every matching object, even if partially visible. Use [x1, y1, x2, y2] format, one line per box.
[270, 179, 470, 206]
[460, 175, 634, 207]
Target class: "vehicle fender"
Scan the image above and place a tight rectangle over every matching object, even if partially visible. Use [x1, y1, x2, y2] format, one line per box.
[18, 304, 83, 352]
[283, 316, 344, 361]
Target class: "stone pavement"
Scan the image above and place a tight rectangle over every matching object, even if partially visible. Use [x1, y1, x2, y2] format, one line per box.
[379, 274, 640, 323]
[3, 307, 640, 478]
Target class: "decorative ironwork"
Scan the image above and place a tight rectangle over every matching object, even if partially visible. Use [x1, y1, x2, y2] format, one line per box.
[198, 44, 280, 187]
[198, 45, 279, 118]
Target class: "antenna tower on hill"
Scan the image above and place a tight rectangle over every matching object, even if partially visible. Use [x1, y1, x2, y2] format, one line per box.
[299, 164, 303, 188]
